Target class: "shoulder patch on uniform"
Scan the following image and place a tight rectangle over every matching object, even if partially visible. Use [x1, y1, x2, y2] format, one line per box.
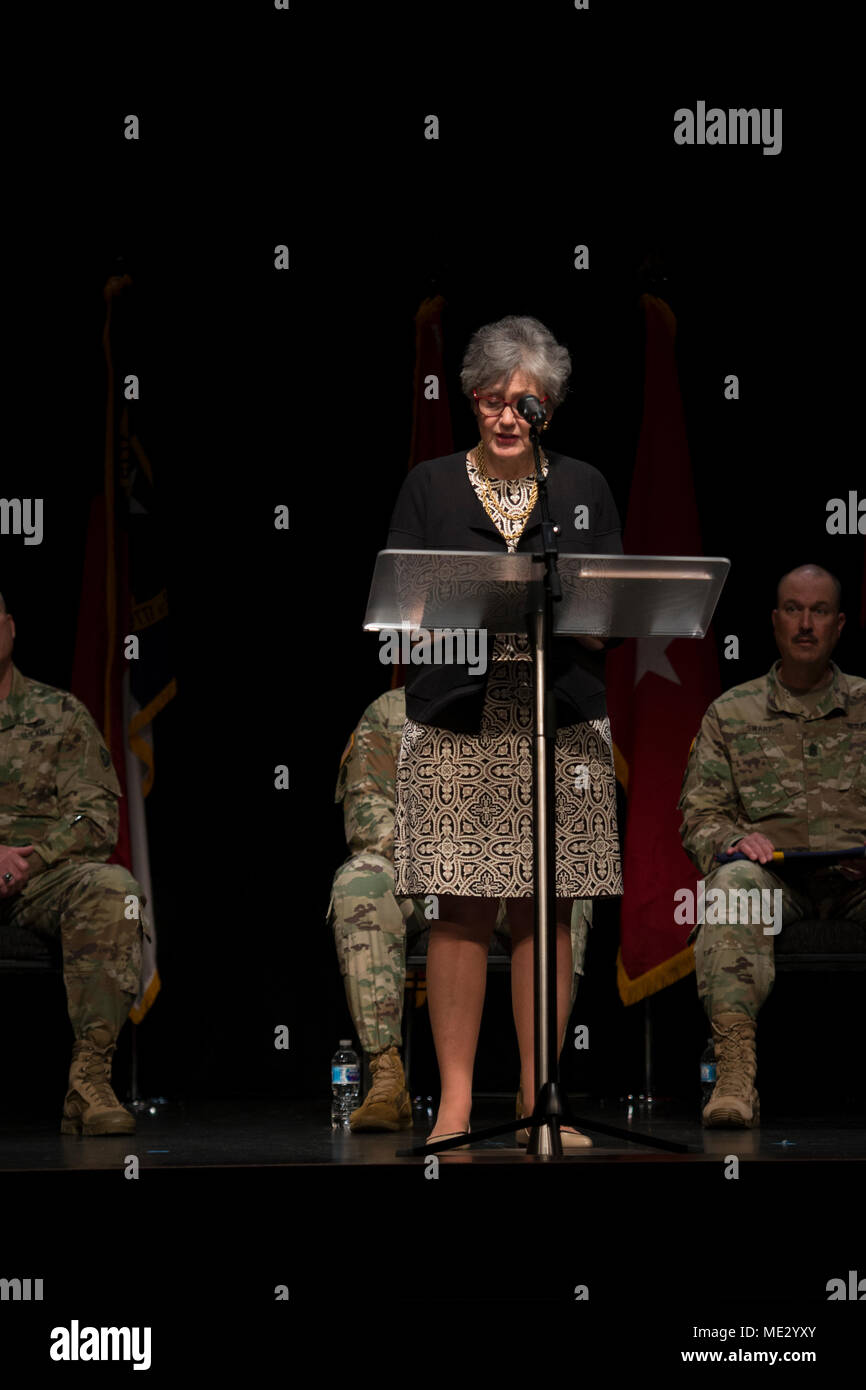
[339, 732, 355, 769]
[99, 746, 111, 768]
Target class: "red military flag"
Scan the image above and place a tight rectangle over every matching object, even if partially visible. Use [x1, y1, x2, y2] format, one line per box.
[606, 292, 722, 1004]
[391, 293, 455, 691]
[407, 293, 453, 469]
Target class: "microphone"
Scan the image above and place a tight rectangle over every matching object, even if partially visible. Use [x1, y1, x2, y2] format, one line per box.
[516, 394, 546, 426]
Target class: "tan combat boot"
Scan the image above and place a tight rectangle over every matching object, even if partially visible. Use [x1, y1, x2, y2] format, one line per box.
[702, 1012, 760, 1128]
[349, 1045, 412, 1132]
[61, 1023, 136, 1136]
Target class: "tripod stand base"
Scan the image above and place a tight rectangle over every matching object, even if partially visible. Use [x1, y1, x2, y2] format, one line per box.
[397, 1086, 692, 1156]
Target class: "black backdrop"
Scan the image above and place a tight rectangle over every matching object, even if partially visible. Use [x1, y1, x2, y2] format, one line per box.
[2, 19, 866, 1351]
[2, 66, 863, 1112]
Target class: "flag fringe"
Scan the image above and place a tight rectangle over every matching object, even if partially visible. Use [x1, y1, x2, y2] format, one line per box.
[129, 968, 162, 1024]
[616, 943, 695, 1005]
[613, 740, 629, 793]
[129, 677, 178, 797]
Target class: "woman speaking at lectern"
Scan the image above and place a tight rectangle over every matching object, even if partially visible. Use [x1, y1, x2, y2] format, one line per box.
[385, 315, 623, 1148]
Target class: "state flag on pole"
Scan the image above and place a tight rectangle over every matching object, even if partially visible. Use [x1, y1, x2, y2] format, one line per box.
[123, 411, 175, 1022]
[71, 272, 175, 1023]
[605, 293, 722, 1004]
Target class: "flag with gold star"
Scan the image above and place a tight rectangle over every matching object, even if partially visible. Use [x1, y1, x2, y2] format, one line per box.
[606, 293, 722, 1004]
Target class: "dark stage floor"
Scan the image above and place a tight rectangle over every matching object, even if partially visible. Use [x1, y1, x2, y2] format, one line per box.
[3, 1095, 864, 1336]
[1, 1095, 864, 1169]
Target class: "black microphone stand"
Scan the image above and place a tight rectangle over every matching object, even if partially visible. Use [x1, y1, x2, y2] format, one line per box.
[521, 413, 567, 1155]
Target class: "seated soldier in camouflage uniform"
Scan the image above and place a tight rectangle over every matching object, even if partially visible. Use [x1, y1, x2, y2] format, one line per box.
[328, 685, 591, 1132]
[0, 592, 147, 1135]
[678, 565, 866, 1128]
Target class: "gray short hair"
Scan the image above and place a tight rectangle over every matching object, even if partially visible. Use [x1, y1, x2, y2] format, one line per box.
[460, 315, 572, 408]
[776, 565, 842, 611]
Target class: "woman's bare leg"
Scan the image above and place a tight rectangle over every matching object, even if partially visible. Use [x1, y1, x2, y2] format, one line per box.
[425, 895, 498, 1138]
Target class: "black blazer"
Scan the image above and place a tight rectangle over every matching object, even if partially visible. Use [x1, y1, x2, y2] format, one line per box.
[385, 449, 623, 732]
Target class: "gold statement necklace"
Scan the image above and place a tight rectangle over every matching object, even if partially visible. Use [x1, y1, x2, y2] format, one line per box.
[473, 438, 546, 543]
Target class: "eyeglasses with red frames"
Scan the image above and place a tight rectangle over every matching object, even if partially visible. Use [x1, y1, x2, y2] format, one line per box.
[472, 390, 549, 418]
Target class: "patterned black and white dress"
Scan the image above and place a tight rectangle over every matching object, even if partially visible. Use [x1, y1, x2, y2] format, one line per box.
[393, 454, 623, 900]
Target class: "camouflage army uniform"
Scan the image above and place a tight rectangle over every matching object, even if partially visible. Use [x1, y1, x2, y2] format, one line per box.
[328, 687, 591, 1057]
[0, 664, 146, 1041]
[678, 661, 866, 1021]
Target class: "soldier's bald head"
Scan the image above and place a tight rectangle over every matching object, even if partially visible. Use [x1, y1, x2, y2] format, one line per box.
[776, 565, 841, 611]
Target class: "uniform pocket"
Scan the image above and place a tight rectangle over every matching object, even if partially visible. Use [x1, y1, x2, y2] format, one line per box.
[836, 733, 866, 792]
[0, 730, 60, 813]
[727, 731, 796, 820]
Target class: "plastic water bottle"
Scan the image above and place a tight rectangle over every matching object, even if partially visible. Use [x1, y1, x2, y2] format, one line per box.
[331, 1040, 360, 1130]
[700, 1037, 717, 1109]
